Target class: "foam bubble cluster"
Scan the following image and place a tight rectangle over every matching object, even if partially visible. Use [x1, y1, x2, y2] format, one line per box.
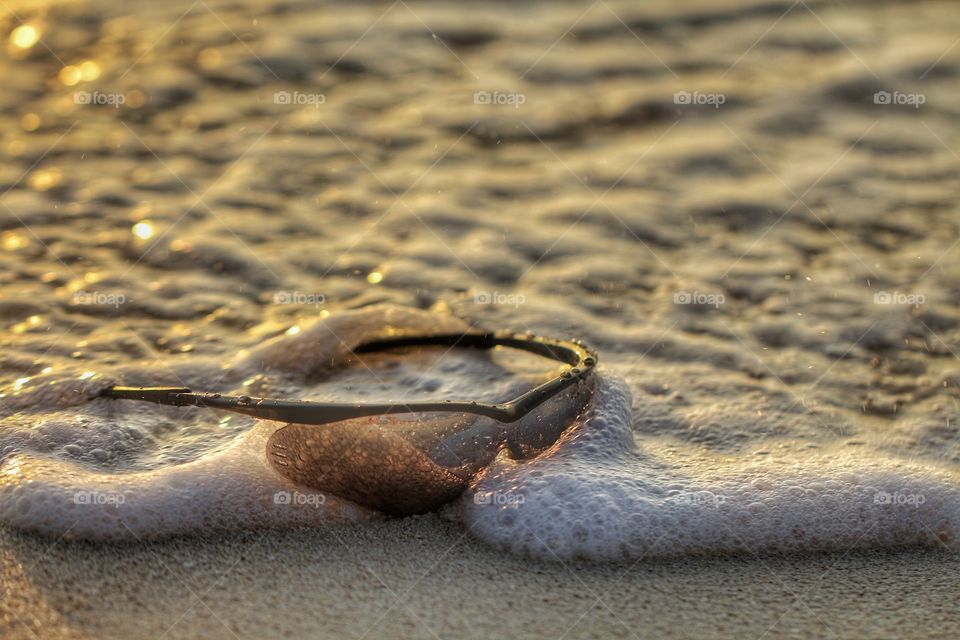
[4, 305, 960, 558]
[460, 375, 960, 561]
[0, 305, 472, 541]
[0, 424, 371, 541]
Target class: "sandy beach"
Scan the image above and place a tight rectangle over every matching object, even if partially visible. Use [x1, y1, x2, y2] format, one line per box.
[4, 521, 960, 640]
[3, 0, 960, 637]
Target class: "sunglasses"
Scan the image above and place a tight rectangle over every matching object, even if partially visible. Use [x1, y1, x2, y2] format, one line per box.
[100, 331, 597, 515]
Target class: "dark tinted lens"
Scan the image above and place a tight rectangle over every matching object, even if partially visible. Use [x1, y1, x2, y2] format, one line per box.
[267, 379, 593, 515]
[267, 413, 491, 516]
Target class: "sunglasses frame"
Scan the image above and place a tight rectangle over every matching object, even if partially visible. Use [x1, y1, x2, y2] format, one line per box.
[100, 331, 598, 425]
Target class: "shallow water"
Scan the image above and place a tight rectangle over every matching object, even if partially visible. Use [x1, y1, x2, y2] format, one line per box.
[1, 0, 960, 561]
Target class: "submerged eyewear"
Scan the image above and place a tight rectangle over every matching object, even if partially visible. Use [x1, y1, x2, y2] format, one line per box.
[100, 331, 598, 515]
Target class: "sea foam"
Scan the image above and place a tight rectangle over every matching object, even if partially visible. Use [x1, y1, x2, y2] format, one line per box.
[0, 305, 473, 540]
[0, 423, 371, 541]
[461, 375, 960, 561]
[2, 306, 959, 559]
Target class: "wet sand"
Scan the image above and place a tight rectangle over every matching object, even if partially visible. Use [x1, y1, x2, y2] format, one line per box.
[4, 522, 960, 640]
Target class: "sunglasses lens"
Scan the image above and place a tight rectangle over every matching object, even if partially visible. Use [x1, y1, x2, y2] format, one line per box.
[265, 380, 593, 516]
[267, 413, 500, 516]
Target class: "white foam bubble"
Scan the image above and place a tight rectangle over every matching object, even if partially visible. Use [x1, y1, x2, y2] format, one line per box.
[0, 423, 373, 541]
[0, 305, 473, 541]
[459, 374, 960, 561]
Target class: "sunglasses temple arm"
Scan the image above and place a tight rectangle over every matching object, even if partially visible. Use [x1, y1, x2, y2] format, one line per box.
[100, 386, 515, 425]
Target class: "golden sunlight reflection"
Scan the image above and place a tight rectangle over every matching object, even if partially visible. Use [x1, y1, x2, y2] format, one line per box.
[132, 221, 155, 240]
[3, 457, 19, 477]
[197, 48, 221, 69]
[79, 60, 101, 81]
[21, 113, 41, 131]
[28, 167, 62, 191]
[58, 65, 82, 86]
[9, 24, 40, 51]
[2, 231, 30, 251]
[11, 315, 43, 334]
